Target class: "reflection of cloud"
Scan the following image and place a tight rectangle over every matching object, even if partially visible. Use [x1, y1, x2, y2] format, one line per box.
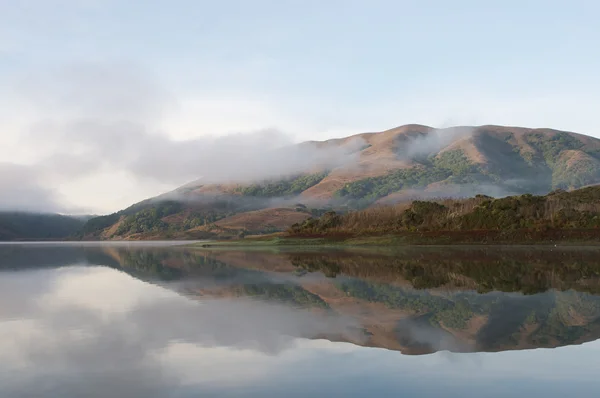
[38, 266, 178, 314]
[395, 315, 472, 353]
[0, 265, 362, 397]
[157, 338, 362, 389]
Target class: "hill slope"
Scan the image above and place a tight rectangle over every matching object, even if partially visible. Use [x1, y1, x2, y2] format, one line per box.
[81, 124, 600, 240]
[0, 213, 87, 241]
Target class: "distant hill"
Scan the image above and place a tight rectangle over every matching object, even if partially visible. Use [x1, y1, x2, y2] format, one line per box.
[80, 124, 600, 240]
[0, 212, 86, 241]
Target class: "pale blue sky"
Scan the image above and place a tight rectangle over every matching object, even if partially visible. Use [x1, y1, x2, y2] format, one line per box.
[1, 0, 599, 212]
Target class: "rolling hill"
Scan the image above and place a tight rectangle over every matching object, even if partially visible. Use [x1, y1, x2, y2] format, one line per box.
[80, 124, 600, 240]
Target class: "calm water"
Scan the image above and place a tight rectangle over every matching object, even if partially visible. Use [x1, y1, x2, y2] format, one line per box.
[2, 243, 600, 397]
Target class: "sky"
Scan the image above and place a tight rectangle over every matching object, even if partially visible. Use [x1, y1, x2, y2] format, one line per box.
[1, 0, 599, 214]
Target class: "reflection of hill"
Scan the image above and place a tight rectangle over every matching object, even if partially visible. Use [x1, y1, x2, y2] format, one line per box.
[0, 244, 120, 270]
[109, 246, 600, 354]
[195, 247, 600, 354]
[5, 244, 600, 355]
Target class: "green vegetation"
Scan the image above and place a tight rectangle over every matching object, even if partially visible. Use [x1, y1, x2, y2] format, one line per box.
[116, 201, 183, 235]
[79, 197, 169, 237]
[288, 186, 600, 244]
[81, 199, 243, 238]
[525, 132, 584, 167]
[0, 212, 85, 241]
[236, 172, 328, 197]
[334, 132, 600, 206]
[335, 164, 454, 206]
[552, 153, 600, 190]
[194, 236, 331, 248]
[334, 150, 501, 207]
[335, 150, 492, 208]
[79, 212, 121, 236]
[432, 150, 478, 176]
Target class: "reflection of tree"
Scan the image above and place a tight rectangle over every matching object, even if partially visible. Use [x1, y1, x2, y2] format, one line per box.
[109, 249, 328, 310]
[108, 249, 254, 282]
[117, 250, 184, 281]
[290, 257, 341, 278]
[287, 248, 600, 294]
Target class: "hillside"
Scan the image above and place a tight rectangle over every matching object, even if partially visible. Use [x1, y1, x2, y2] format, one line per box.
[80, 124, 600, 240]
[287, 186, 600, 244]
[0, 212, 86, 241]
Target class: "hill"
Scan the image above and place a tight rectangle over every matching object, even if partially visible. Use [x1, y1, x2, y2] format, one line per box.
[0, 212, 87, 241]
[80, 124, 600, 240]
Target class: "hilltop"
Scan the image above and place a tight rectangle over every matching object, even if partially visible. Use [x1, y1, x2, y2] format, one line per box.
[79, 124, 600, 240]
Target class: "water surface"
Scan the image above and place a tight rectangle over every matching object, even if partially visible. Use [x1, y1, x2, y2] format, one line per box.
[2, 243, 600, 397]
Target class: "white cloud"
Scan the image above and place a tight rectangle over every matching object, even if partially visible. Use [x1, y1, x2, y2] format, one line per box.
[0, 162, 71, 213]
[38, 266, 179, 314]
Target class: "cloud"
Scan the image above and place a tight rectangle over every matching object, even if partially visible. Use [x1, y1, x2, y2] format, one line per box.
[25, 119, 365, 186]
[0, 62, 370, 213]
[0, 162, 69, 213]
[14, 62, 174, 123]
[397, 126, 474, 160]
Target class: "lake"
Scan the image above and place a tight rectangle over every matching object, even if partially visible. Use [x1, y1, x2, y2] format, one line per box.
[2, 243, 600, 397]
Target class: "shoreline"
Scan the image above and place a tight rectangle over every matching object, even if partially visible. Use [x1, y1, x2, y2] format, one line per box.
[188, 232, 600, 250]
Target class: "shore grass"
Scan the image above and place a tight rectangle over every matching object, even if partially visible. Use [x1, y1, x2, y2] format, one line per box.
[188, 230, 600, 250]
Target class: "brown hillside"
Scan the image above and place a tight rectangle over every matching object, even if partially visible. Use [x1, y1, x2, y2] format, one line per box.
[179, 124, 600, 200]
[215, 208, 311, 232]
[297, 125, 599, 199]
